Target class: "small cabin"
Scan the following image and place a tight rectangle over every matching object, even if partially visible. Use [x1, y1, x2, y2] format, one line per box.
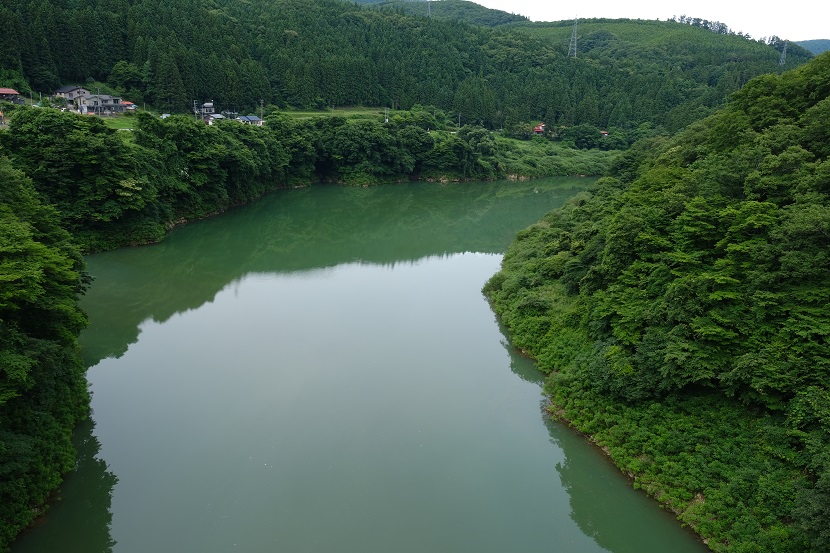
[533, 123, 546, 135]
[0, 88, 22, 103]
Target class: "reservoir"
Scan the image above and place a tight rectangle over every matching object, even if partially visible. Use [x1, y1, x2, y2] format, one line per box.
[12, 179, 708, 553]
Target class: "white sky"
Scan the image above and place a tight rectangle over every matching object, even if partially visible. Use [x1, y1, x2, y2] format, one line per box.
[471, 0, 826, 42]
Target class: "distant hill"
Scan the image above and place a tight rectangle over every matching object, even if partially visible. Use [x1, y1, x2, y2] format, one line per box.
[798, 39, 830, 54]
[503, 17, 813, 129]
[358, 0, 529, 26]
[0, 0, 812, 132]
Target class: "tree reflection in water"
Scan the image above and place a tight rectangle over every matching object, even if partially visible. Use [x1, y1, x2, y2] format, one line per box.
[502, 326, 707, 553]
[12, 418, 117, 553]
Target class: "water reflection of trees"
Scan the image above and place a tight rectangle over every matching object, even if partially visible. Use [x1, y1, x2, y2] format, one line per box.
[501, 326, 706, 553]
[79, 178, 588, 366]
[12, 419, 117, 553]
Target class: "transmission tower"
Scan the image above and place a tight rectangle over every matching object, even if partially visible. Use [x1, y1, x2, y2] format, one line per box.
[779, 42, 788, 66]
[568, 17, 578, 57]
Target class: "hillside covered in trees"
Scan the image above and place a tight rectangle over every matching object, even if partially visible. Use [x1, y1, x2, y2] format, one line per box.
[0, 159, 90, 550]
[0, 0, 811, 132]
[354, 0, 530, 27]
[0, 2, 825, 551]
[798, 39, 830, 55]
[484, 52, 830, 552]
[0, 103, 620, 253]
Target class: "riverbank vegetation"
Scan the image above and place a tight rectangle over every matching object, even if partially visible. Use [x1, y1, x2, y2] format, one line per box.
[0, 105, 619, 252]
[0, 159, 90, 549]
[484, 52, 830, 551]
[0, 0, 823, 550]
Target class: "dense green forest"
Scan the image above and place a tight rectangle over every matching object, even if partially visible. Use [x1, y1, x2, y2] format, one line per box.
[798, 39, 830, 55]
[0, 0, 811, 132]
[0, 159, 90, 549]
[0, 105, 617, 252]
[0, 1, 824, 550]
[509, 17, 813, 130]
[355, 0, 530, 27]
[485, 52, 830, 551]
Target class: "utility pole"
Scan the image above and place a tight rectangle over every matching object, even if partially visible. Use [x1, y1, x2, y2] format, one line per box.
[260, 99, 264, 120]
[568, 17, 578, 57]
[193, 100, 199, 120]
[427, 0, 431, 18]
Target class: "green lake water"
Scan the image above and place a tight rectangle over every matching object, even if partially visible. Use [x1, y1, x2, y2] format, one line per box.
[12, 179, 709, 553]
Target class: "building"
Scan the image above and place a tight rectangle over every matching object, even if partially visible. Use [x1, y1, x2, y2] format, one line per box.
[194, 101, 216, 122]
[237, 115, 264, 126]
[0, 88, 22, 103]
[53, 85, 90, 102]
[77, 93, 125, 115]
[533, 123, 546, 135]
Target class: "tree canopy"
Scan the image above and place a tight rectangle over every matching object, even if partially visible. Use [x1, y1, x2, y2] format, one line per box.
[0, 156, 90, 549]
[0, 0, 812, 132]
[485, 52, 830, 552]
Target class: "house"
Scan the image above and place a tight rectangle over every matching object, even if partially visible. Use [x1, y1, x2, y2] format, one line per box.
[207, 113, 225, 125]
[533, 123, 546, 135]
[237, 115, 264, 126]
[53, 85, 90, 102]
[77, 93, 125, 115]
[0, 88, 22, 103]
[122, 100, 137, 111]
[194, 101, 215, 122]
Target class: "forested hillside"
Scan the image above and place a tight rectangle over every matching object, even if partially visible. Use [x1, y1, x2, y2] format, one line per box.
[0, 160, 90, 549]
[0, 0, 810, 132]
[0, 104, 618, 252]
[357, 0, 530, 27]
[509, 17, 814, 130]
[798, 39, 830, 55]
[0, 2, 823, 550]
[485, 52, 830, 552]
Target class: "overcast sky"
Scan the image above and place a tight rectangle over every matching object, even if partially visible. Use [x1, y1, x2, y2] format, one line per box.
[471, 0, 825, 42]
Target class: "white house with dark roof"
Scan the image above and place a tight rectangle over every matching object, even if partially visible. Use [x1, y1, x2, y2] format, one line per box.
[77, 93, 125, 114]
[53, 85, 90, 102]
[237, 115, 264, 126]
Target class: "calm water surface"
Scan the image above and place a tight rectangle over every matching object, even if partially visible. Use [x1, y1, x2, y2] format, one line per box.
[13, 180, 708, 553]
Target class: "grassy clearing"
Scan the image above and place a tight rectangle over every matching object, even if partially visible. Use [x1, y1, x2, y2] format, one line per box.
[279, 106, 387, 120]
[494, 135, 621, 177]
[100, 114, 140, 130]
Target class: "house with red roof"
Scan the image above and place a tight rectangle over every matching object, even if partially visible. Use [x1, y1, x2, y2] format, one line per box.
[0, 88, 22, 102]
